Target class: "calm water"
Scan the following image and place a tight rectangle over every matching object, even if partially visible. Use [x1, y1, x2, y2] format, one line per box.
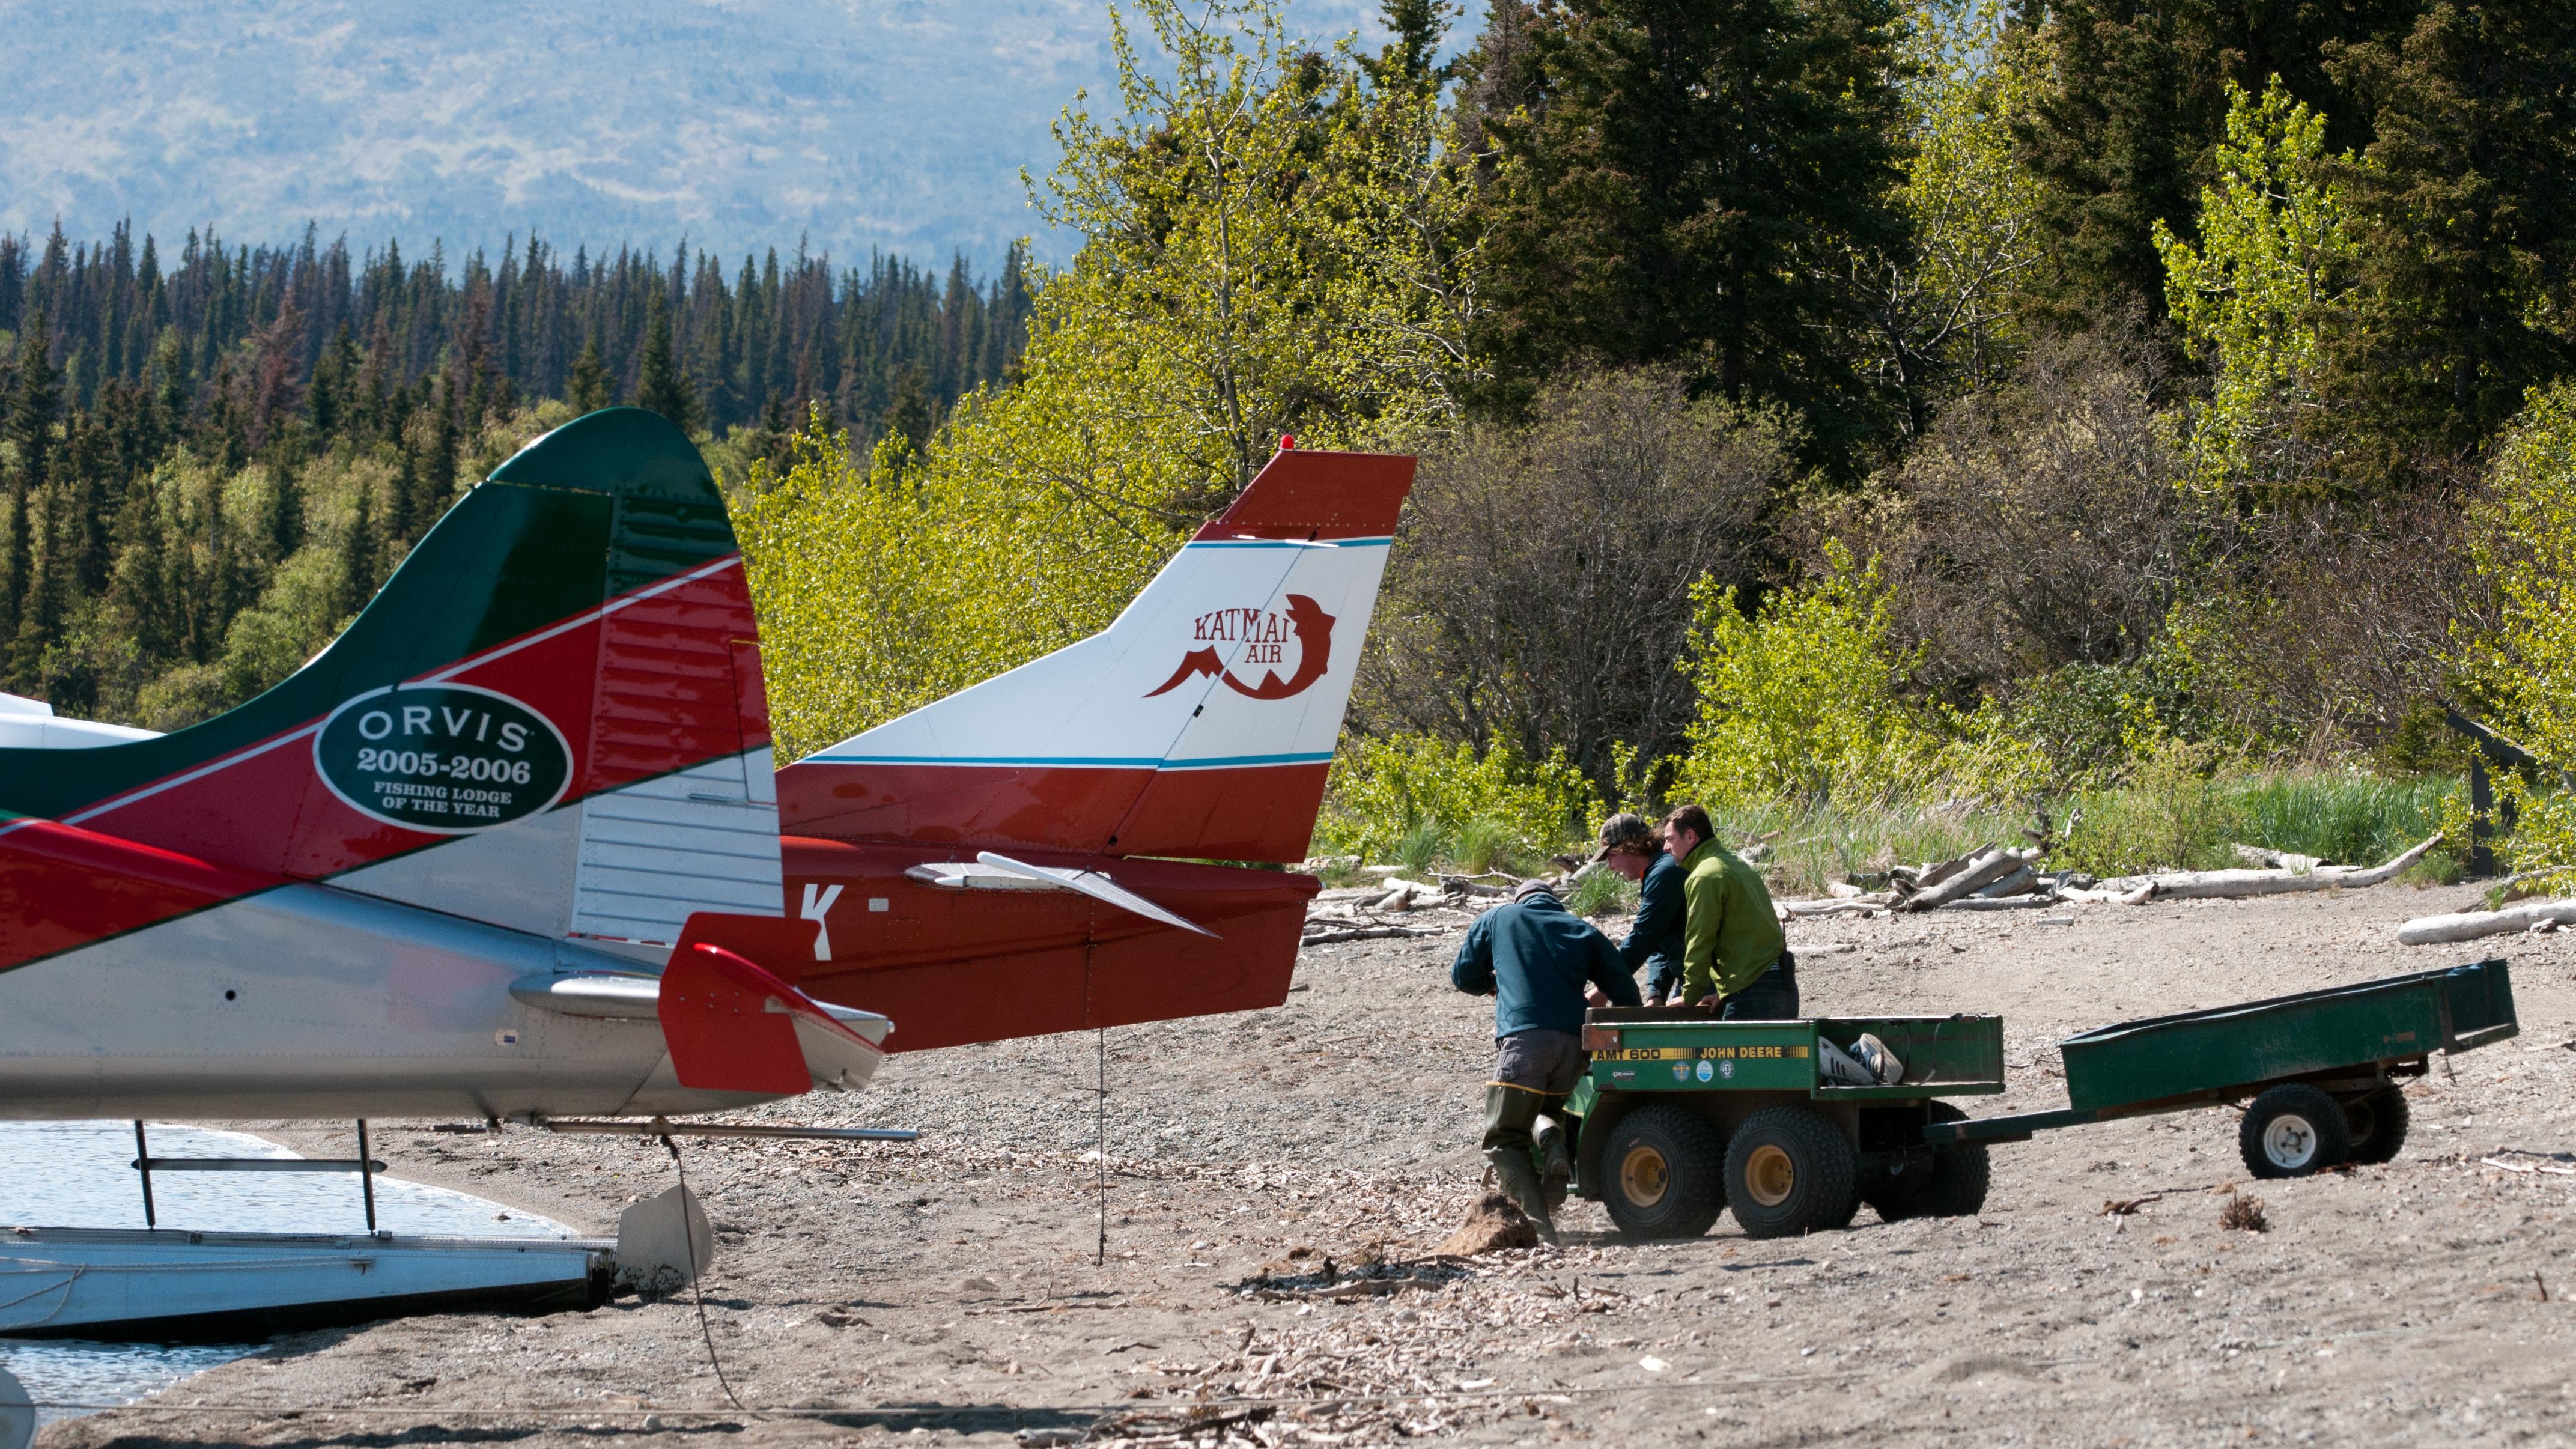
[0, 1120, 577, 1427]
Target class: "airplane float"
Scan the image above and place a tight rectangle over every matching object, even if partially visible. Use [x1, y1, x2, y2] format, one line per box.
[0, 407, 1412, 1124]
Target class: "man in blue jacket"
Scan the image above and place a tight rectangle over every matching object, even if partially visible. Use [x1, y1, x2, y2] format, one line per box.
[1451, 878, 1642, 1241]
[1592, 812, 1684, 1004]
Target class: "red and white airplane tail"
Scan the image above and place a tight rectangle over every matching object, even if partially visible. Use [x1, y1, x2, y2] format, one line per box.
[777, 447, 1415, 862]
[771, 448, 1414, 1053]
[1, 408, 873, 1117]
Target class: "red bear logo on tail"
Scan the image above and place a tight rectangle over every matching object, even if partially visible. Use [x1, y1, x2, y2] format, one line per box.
[1144, 594, 1336, 700]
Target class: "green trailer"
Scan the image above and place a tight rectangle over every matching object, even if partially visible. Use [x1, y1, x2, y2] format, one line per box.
[1563, 961, 2517, 1242]
[1563, 1012, 2009, 1240]
[1923, 959, 2518, 1178]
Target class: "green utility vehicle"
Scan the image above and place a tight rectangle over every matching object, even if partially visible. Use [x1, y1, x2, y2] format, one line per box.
[1563, 962, 2518, 1242]
[1563, 1013, 2006, 1240]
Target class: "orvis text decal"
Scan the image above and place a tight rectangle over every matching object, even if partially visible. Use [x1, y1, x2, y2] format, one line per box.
[313, 684, 574, 833]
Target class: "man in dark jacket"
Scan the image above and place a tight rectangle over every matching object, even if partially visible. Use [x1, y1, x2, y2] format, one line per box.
[1592, 812, 1684, 1005]
[1451, 878, 1641, 1239]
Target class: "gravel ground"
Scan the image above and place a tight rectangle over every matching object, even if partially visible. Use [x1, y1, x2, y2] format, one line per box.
[43, 884, 2576, 1448]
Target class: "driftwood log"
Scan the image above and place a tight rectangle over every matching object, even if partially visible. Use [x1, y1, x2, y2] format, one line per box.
[2396, 897, 2576, 946]
[1778, 896, 1891, 919]
[2118, 834, 2441, 902]
[1941, 894, 2063, 912]
[1896, 846, 2027, 912]
[2056, 881, 2158, 905]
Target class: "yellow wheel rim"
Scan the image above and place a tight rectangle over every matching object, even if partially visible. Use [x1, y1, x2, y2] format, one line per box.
[1745, 1143, 1796, 1208]
[1619, 1145, 1669, 1209]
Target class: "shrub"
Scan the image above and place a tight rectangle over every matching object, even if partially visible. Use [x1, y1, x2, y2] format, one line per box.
[1671, 542, 2043, 810]
[1317, 734, 1594, 864]
[2455, 382, 2576, 891]
[2056, 737, 2243, 876]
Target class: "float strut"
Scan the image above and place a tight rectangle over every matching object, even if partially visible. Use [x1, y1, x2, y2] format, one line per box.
[133, 1121, 156, 1229]
[357, 1120, 378, 1232]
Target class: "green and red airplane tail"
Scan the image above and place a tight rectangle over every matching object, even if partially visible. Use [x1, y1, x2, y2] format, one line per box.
[0, 407, 787, 977]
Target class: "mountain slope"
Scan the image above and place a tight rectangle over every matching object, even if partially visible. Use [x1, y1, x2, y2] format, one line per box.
[0, 0, 1397, 264]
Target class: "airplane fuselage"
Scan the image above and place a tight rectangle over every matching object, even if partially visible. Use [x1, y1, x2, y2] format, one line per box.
[0, 874, 773, 1120]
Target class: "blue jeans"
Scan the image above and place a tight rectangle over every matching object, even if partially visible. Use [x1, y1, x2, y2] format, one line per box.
[1719, 953, 1800, 1020]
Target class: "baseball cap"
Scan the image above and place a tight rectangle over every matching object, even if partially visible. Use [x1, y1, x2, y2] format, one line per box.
[1587, 812, 1656, 864]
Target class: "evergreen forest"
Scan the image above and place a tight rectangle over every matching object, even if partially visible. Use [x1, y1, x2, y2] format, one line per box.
[0, 226, 1030, 724]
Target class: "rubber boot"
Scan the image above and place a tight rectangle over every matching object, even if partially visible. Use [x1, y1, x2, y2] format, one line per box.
[1533, 1105, 1572, 1211]
[1486, 1149, 1558, 1244]
[1481, 1085, 1557, 1242]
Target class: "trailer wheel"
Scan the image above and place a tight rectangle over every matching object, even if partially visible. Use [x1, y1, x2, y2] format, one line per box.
[2342, 1086, 2410, 1165]
[1862, 1154, 1934, 1222]
[2240, 1083, 2350, 1178]
[1597, 1105, 1727, 1240]
[1724, 1107, 1858, 1239]
[1870, 1102, 1987, 1221]
[1921, 1102, 1991, 1217]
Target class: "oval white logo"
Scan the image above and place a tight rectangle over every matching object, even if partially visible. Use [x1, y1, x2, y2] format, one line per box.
[313, 683, 574, 834]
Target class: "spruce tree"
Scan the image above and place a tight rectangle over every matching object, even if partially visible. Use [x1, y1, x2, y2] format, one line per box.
[267, 458, 303, 564]
[310, 323, 358, 439]
[1470, 0, 1908, 470]
[0, 488, 23, 649]
[2322, 0, 2576, 469]
[11, 478, 66, 690]
[336, 478, 378, 621]
[107, 475, 171, 661]
[8, 308, 59, 498]
[418, 387, 458, 539]
[634, 290, 699, 433]
[882, 365, 934, 463]
[568, 333, 614, 413]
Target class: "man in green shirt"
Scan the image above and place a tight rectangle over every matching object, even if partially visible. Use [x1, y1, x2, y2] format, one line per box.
[1663, 803, 1798, 1018]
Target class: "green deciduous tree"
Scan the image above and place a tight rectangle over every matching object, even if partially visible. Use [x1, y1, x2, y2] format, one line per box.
[2152, 79, 2358, 496]
[1847, 0, 2054, 436]
[740, 0, 1486, 758]
[1672, 541, 2040, 807]
[2453, 381, 2576, 887]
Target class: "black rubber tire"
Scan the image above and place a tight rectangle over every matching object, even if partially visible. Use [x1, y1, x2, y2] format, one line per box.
[1597, 1104, 1728, 1240]
[1869, 1102, 1988, 1221]
[2342, 1086, 2410, 1165]
[1922, 1101, 1991, 1217]
[1863, 1153, 1936, 1223]
[1724, 1106, 1859, 1239]
[2240, 1083, 2352, 1178]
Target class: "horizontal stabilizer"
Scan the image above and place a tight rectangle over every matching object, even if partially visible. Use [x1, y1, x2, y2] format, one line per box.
[972, 851, 1218, 938]
[657, 913, 890, 1093]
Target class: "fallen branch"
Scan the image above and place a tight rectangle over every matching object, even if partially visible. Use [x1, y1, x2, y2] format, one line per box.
[2458, 866, 2576, 910]
[2398, 897, 2576, 946]
[1778, 897, 1890, 918]
[2479, 1156, 2576, 1177]
[1938, 894, 2061, 912]
[1971, 864, 2040, 899]
[2142, 833, 2441, 902]
[1301, 925, 1438, 946]
[2057, 881, 2157, 905]
[2232, 843, 2325, 872]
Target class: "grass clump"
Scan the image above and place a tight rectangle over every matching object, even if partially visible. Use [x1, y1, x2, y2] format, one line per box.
[1564, 868, 1638, 919]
